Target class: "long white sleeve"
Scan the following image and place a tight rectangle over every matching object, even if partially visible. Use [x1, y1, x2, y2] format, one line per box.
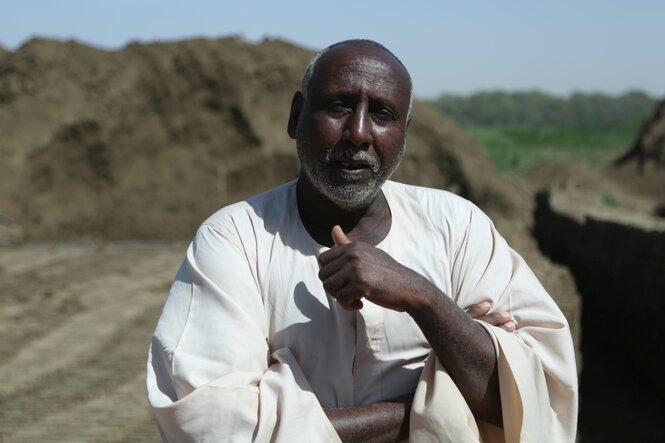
[409, 202, 577, 443]
[147, 222, 340, 442]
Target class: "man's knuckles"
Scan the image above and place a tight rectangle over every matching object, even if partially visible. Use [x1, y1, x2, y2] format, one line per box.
[322, 273, 346, 294]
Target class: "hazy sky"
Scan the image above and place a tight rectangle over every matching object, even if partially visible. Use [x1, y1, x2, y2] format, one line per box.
[2, 0, 663, 99]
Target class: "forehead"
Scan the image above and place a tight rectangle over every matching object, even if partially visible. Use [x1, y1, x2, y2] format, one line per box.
[309, 44, 411, 105]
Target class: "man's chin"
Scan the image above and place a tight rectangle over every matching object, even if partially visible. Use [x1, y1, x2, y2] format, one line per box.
[318, 182, 384, 211]
[301, 164, 390, 211]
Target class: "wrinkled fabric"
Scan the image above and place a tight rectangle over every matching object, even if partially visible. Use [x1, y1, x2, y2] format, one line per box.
[147, 180, 577, 442]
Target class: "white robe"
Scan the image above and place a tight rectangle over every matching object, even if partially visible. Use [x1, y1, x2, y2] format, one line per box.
[147, 180, 578, 442]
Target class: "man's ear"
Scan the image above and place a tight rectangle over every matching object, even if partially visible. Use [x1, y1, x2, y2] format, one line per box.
[287, 91, 303, 139]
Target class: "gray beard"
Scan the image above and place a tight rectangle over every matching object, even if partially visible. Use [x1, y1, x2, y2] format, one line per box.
[299, 146, 404, 210]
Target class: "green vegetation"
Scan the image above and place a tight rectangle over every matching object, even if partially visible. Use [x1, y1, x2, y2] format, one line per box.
[429, 90, 655, 175]
[466, 124, 641, 175]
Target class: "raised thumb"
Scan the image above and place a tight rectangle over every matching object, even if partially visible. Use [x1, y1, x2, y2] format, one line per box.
[331, 225, 351, 246]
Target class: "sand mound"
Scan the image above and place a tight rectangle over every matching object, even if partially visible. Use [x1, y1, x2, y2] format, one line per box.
[610, 98, 665, 205]
[616, 98, 665, 170]
[1, 37, 523, 241]
[0, 37, 311, 240]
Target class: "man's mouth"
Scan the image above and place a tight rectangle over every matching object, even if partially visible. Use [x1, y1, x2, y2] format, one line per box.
[336, 160, 370, 170]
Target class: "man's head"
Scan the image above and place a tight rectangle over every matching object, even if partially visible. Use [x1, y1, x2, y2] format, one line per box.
[299, 40, 414, 121]
[288, 39, 413, 210]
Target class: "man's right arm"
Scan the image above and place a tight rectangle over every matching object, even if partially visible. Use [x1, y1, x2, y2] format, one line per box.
[147, 222, 340, 442]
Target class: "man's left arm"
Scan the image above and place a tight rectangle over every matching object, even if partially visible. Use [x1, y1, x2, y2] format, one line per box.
[319, 226, 503, 426]
[319, 218, 578, 441]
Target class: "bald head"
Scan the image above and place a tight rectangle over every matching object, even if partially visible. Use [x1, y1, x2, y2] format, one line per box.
[300, 40, 414, 120]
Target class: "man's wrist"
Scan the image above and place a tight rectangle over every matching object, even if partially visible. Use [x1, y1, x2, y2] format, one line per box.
[323, 400, 411, 443]
[403, 274, 442, 318]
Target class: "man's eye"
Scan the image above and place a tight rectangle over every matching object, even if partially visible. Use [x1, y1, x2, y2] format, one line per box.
[371, 109, 395, 122]
[328, 101, 349, 113]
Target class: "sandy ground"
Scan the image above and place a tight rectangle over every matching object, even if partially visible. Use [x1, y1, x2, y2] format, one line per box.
[0, 243, 185, 443]
[3, 241, 662, 442]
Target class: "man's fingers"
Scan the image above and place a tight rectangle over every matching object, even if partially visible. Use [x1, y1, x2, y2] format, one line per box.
[318, 244, 345, 266]
[318, 258, 345, 281]
[337, 298, 363, 311]
[332, 225, 351, 246]
[483, 311, 511, 325]
[321, 270, 347, 296]
[318, 225, 351, 265]
[333, 286, 364, 311]
[480, 311, 517, 331]
[466, 301, 491, 318]
[499, 320, 517, 333]
[467, 303, 518, 332]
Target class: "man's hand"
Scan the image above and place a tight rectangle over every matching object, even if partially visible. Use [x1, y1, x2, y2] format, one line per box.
[318, 225, 434, 313]
[319, 225, 517, 334]
[467, 301, 517, 332]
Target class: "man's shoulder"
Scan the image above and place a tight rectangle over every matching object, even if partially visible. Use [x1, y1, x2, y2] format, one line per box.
[202, 180, 297, 230]
[384, 180, 473, 212]
[383, 181, 495, 235]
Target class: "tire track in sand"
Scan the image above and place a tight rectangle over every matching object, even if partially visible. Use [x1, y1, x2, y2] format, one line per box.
[0, 246, 183, 442]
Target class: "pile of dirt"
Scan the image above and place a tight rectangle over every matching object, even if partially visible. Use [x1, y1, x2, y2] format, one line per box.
[616, 98, 665, 170]
[0, 37, 529, 242]
[612, 98, 665, 207]
[0, 37, 310, 240]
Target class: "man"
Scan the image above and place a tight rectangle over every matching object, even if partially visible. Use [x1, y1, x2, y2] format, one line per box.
[147, 40, 577, 442]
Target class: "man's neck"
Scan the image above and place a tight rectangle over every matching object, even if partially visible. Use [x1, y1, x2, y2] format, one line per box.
[296, 177, 392, 247]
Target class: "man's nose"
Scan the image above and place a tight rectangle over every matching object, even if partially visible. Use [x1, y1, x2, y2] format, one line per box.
[343, 104, 372, 147]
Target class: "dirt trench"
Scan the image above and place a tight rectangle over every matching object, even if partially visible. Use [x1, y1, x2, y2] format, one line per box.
[533, 189, 665, 442]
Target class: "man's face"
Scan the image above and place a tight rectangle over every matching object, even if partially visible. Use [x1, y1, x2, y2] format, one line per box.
[289, 44, 411, 210]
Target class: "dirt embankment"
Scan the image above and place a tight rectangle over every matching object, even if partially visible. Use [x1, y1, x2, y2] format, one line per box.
[612, 98, 665, 207]
[528, 98, 665, 441]
[530, 101, 665, 393]
[0, 37, 525, 242]
[616, 99, 665, 170]
[535, 189, 665, 391]
[0, 37, 311, 240]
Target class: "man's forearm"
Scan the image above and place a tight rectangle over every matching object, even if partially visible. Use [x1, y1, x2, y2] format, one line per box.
[407, 279, 502, 427]
[318, 230, 504, 428]
[324, 397, 411, 443]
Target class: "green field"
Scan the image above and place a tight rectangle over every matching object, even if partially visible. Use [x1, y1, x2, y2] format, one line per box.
[466, 124, 639, 176]
[428, 90, 654, 176]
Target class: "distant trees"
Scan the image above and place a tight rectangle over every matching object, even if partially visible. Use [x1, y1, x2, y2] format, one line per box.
[431, 90, 656, 129]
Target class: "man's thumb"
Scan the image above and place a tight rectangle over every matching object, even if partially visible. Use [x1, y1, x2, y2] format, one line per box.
[331, 225, 351, 246]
